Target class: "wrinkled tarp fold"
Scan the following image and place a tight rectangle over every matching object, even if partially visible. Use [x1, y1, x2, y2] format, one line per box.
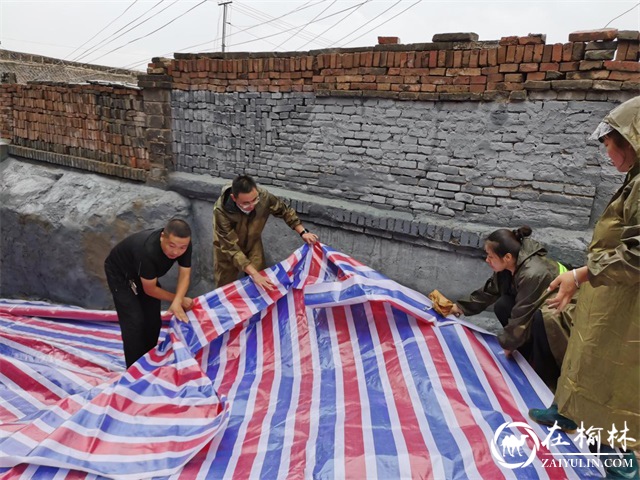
[0, 243, 602, 479]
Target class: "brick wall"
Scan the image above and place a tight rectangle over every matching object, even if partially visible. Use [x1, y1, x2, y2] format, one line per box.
[160, 29, 639, 230]
[0, 83, 15, 140]
[1, 82, 149, 180]
[151, 30, 639, 101]
[1, 28, 638, 223]
[172, 91, 623, 229]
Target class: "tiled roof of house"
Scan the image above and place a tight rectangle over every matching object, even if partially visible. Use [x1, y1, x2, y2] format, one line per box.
[0, 49, 140, 84]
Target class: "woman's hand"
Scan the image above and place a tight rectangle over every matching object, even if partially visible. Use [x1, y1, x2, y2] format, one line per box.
[450, 304, 463, 317]
[546, 271, 578, 312]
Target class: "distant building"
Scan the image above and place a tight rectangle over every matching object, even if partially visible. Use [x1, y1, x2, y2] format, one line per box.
[0, 49, 140, 85]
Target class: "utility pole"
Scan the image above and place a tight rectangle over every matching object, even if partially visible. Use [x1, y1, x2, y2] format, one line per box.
[219, 0, 232, 54]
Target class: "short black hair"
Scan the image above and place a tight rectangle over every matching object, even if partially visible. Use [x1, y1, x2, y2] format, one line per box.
[232, 175, 257, 197]
[164, 218, 191, 238]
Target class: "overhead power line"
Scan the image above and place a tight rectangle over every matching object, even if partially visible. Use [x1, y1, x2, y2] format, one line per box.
[329, 0, 402, 47]
[232, 1, 334, 48]
[221, 0, 325, 43]
[296, 0, 371, 51]
[85, 0, 209, 65]
[339, 0, 422, 47]
[65, 0, 140, 61]
[272, 0, 337, 51]
[229, 1, 369, 48]
[604, 1, 640, 28]
[72, 0, 179, 63]
[228, 23, 281, 48]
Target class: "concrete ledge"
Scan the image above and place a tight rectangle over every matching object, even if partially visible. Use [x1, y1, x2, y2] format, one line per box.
[168, 171, 590, 264]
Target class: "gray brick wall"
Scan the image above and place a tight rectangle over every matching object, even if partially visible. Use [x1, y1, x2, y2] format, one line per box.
[172, 90, 622, 230]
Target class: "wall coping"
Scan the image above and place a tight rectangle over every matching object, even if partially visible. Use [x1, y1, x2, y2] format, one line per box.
[8, 147, 147, 181]
[168, 41, 502, 61]
[168, 171, 591, 265]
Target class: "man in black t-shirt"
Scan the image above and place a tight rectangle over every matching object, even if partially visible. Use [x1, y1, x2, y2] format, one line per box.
[104, 218, 193, 368]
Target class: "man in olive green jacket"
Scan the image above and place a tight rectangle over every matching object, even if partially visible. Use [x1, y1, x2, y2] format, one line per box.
[213, 175, 318, 290]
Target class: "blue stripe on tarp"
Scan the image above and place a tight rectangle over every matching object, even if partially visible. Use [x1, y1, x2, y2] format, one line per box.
[17, 443, 200, 477]
[476, 331, 603, 478]
[0, 317, 123, 353]
[260, 296, 295, 478]
[0, 344, 101, 397]
[391, 309, 466, 480]
[205, 314, 260, 478]
[304, 282, 429, 318]
[349, 302, 401, 479]
[436, 323, 541, 479]
[204, 330, 227, 383]
[310, 307, 337, 480]
[204, 290, 240, 335]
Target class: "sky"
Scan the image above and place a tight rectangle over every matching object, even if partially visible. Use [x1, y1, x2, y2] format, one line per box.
[0, 0, 638, 72]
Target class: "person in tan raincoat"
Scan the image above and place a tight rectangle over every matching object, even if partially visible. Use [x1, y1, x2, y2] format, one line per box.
[450, 226, 573, 389]
[530, 96, 639, 477]
[213, 175, 318, 290]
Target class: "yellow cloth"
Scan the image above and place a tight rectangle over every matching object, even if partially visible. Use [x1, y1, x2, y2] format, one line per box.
[428, 290, 455, 317]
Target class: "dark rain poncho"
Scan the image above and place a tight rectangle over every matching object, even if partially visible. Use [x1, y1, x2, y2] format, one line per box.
[456, 237, 568, 355]
[555, 96, 640, 449]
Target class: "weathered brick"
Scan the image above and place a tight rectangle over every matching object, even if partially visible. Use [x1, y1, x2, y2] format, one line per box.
[519, 35, 546, 45]
[499, 63, 519, 73]
[473, 196, 497, 206]
[584, 49, 616, 61]
[526, 72, 546, 81]
[559, 61, 580, 72]
[566, 70, 610, 80]
[592, 80, 622, 91]
[604, 60, 640, 72]
[540, 62, 561, 72]
[609, 71, 640, 81]
[378, 36, 400, 45]
[618, 30, 640, 41]
[433, 32, 479, 42]
[568, 29, 618, 42]
[523, 80, 551, 90]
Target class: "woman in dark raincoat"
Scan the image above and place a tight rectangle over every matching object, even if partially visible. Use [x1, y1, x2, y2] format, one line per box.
[451, 226, 572, 389]
[529, 96, 640, 478]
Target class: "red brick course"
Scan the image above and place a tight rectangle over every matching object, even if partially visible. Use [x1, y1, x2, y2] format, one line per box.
[148, 30, 638, 99]
[0, 29, 638, 181]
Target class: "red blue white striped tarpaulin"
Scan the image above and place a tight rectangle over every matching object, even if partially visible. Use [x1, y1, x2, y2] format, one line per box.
[0, 243, 603, 479]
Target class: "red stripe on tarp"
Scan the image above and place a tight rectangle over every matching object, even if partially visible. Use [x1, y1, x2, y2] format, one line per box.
[230, 307, 277, 479]
[370, 301, 432, 479]
[418, 321, 506, 480]
[284, 290, 314, 479]
[333, 306, 367, 479]
[463, 328, 568, 480]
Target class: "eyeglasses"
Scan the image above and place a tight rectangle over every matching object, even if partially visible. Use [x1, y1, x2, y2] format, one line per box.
[238, 197, 260, 208]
